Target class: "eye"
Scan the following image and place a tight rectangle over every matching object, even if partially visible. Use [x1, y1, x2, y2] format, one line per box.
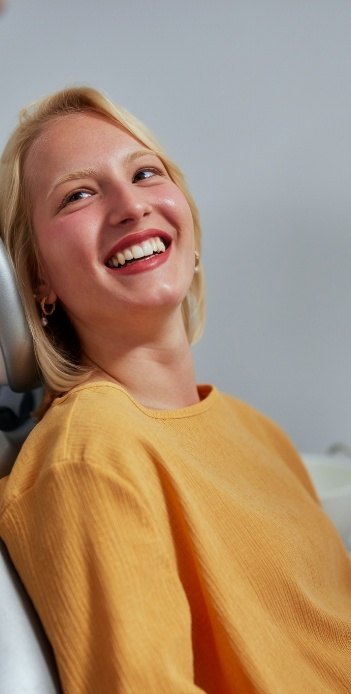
[59, 189, 92, 210]
[133, 167, 163, 183]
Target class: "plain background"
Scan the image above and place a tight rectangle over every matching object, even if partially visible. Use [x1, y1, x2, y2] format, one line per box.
[0, 0, 350, 452]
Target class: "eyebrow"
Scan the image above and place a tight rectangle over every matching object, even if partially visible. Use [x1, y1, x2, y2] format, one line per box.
[47, 148, 156, 199]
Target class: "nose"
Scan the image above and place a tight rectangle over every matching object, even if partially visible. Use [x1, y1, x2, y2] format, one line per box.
[107, 182, 152, 226]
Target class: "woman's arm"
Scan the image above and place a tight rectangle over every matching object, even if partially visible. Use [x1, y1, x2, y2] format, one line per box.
[1, 460, 206, 694]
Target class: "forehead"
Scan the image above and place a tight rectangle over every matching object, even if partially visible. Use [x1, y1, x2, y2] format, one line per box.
[29, 111, 141, 158]
[24, 112, 144, 194]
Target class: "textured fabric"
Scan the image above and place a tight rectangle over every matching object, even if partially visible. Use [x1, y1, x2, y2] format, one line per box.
[0, 381, 350, 693]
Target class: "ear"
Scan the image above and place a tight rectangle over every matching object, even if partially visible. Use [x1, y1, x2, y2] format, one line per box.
[34, 275, 58, 305]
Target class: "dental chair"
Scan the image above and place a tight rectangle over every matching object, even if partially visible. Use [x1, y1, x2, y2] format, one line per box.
[0, 239, 61, 692]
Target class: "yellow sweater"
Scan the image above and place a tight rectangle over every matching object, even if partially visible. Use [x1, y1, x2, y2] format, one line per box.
[0, 382, 350, 693]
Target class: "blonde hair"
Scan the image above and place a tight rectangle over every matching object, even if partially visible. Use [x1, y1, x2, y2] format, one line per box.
[0, 86, 205, 399]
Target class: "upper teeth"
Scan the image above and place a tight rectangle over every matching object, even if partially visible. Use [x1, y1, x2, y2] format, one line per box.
[107, 236, 166, 268]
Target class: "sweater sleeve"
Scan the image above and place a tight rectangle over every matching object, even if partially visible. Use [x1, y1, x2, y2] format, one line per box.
[1, 460, 205, 694]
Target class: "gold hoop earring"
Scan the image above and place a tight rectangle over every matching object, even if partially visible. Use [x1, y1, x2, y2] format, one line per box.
[40, 297, 56, 327]
[194, 250, 200, 274]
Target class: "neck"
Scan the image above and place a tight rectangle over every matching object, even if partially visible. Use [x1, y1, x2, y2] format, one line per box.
[80, 314, 199, 410]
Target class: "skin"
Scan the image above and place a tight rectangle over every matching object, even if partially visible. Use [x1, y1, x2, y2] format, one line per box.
[25, 112, 200, 409]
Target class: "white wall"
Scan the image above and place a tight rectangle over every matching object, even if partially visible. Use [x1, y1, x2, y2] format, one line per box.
[1, 0, 350, 451]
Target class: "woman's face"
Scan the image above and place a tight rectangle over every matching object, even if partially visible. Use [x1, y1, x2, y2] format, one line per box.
[25, 112, 196, 344]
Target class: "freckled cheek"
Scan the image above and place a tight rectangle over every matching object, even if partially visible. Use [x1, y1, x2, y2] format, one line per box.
[35, 222, 94, 281]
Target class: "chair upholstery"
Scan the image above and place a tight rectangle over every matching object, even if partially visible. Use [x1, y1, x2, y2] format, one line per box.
[0, 239, 61, 692]
[0, 239, 39, 392]
[0, 541, 61, 693]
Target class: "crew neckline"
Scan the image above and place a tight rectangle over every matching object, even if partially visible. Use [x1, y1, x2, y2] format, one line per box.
[54, 380, 218, 419]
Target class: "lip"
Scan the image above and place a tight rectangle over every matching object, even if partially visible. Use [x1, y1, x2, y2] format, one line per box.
[104, 228, 172, 265]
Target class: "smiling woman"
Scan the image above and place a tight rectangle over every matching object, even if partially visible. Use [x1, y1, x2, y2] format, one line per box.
[0, 86, 350, 694]
[0, 90, 204, 405]
[21, 111, 198, 407]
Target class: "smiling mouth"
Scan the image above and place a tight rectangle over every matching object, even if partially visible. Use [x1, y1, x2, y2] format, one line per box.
[106, 236, 168, 269]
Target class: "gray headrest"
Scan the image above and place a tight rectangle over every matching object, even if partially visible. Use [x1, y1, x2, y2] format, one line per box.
[0, 239, 39, 391]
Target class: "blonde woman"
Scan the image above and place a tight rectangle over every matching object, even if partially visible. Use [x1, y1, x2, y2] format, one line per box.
[0, 87, 350, 694]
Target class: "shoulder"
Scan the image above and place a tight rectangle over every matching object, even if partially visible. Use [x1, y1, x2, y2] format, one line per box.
[1, 382, 158, 510]
[217, 390, 291, 444]
[40, 380, 149, 445]
[217, 391, 319, 500]
[213, 390, 284, 442]
[51, 380, 144, 425]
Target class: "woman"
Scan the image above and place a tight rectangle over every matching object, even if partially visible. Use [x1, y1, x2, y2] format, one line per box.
[0, 87, 350, 694]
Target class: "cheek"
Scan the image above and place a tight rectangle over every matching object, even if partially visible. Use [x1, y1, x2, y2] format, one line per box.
[34, 222, 90, 292]
[36, 215, 93, 261]
[159, 188, 195, 239]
